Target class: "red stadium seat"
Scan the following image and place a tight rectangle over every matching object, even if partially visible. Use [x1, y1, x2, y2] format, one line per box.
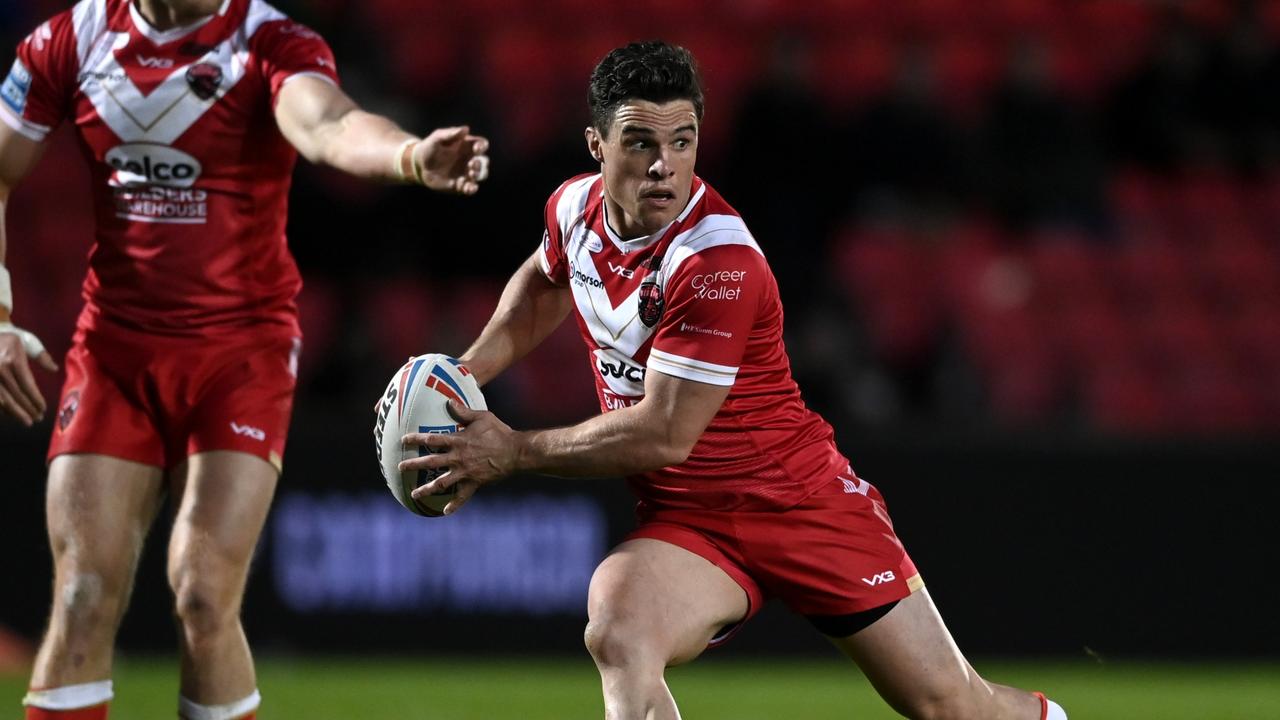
[1082, 361, 1170, 435]
[812, 36, 898, 111]
[834, 226, 944, 365]
[361, 278, 438, 367]
[294, 278, 342, 383]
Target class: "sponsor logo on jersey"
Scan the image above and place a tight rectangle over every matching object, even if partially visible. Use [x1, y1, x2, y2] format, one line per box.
[602, 390, 641, 411]
[679, 322, 733, 340]
[106, 143, 203, 188]
[607, 261, 635, 278]
[185, 62, 223, 100]
[861, 571, 896, 586]
[113, 186, 209, 224]
[1, 59, 32, 116]
[594, 348, 646, 396]
[568, 261, 605, 290]
[136, 54, 175, 69]
[690, 269, 746, 301]
[57, 390, 80, 432]
[78, 70, 128, 83]
[598, 356, 645, 383]
[231, 421, 266, 442]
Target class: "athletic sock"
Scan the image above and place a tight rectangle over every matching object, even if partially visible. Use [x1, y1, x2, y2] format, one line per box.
[23, 680, 113, 719]
[1033, 691, 1068, 720]
[178, 690, 261, 720]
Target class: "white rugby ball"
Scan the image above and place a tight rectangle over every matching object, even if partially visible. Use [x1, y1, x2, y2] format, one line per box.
[373, 354, 486, 516]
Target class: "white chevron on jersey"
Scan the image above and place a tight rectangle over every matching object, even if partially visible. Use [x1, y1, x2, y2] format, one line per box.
[554, 178, 759, 367]
[74, 0, 284, 144]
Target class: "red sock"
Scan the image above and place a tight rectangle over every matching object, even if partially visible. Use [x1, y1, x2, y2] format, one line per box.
[25, 704, 109, 720]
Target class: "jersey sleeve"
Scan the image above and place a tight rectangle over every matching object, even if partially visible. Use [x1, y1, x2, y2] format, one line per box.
[1, 14, 78, 142]
[537, 182, 576, 286]
[648, 243, 767, 387]
[250, 19, 340, 106]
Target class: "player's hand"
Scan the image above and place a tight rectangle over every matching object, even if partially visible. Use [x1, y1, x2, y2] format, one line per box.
[413, 126, 490, 195]
[0, 322, 58, 427]
[400, 400, 515, 515]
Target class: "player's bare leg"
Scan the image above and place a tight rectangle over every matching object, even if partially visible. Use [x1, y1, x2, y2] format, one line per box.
[167, 451, 277, 710]
[831, 588, 1044, 719]
[28, 455, 164, 699]
[585, 539, 749, 720]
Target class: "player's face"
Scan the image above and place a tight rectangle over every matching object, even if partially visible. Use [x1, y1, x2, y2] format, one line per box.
[588, 99, 699, 239]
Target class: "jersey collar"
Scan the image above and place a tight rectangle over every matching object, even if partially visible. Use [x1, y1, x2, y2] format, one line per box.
[600, 177, 707, 255]
[128, 0, 232, 44]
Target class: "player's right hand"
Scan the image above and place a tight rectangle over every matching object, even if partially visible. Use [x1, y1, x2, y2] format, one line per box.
[0, 321, 58, 427]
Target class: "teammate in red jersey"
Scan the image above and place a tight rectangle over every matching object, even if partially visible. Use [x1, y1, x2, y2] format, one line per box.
[399, 41, 1067, 720]
[0, 0, 488, 717]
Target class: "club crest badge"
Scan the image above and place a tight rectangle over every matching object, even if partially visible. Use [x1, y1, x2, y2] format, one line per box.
[186, 63, 222, 100]
[637, 253, 665, 328]
[58, 390, 80, 431]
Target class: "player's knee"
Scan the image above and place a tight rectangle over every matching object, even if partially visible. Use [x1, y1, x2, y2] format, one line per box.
[171, 573, 238, 640]
[54, 570, 121, 628]
[583, 617, 653, 671]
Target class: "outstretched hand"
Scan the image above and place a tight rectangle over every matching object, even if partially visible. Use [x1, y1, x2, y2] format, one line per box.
[399, 400, 518, 515]
[0, 324, 58, 427]
[413, 126, 490, 195]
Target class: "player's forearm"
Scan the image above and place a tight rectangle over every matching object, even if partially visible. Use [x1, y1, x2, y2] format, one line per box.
[460, 256, 571, 386]
[311, 107, 416, 182]
[512, 403, 691, 478]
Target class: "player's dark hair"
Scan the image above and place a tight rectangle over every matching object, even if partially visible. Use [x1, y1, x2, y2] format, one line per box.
[589, 41, 704, 137]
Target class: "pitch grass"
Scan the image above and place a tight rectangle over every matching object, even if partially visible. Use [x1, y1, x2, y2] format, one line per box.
[3, 656, 1278, 719]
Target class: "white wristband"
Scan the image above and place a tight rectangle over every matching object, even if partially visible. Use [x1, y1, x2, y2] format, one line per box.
[0, 321, 47, 358]
[0, 265, 12, 313]
[392, 138, 420, 184]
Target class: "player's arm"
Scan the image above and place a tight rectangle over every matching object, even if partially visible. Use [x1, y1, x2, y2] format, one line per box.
[457, 250, 573, 386]
[402, 369, 729, 514]
[273, 76, 489, 194]
[0, 121, 59, 426]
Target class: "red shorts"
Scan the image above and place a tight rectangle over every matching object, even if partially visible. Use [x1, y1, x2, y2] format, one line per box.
[48, 321, 300, 471]
[625, 468, 922, 644]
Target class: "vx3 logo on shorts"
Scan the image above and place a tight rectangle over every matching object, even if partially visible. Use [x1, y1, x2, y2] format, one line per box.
[862, 571, 896, 586]
[840, 475, 870, 496]
[230, 421, 266, 442]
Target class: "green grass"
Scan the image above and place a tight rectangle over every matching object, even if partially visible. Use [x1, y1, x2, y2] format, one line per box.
[3, 656, 1278, 719]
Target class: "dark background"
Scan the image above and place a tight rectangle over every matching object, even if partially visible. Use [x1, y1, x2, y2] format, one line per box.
[2, 0, 1279, 660]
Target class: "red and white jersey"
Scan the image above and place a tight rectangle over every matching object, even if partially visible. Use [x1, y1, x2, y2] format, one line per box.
[0, 0, 340, 335]
[539, 174, 849, 511]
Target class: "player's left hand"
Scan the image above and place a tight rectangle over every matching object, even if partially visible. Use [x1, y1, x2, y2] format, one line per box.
[400, 400, 515, 515]
[413, 126, 490, 195]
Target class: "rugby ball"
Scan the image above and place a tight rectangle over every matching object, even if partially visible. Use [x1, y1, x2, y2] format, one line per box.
[373, 354, 486, 516]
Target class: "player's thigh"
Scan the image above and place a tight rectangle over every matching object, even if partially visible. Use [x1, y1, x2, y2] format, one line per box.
[830, 588, 981, 712]
[167, 451, 278, 595]
[45, 454, 164, 594]
[588, 538, 749, 666]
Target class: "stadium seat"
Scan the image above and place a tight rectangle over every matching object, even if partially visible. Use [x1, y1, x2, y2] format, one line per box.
[834, 227, 943, 365]
[295, 278, 342, 382]
[361, 278, 439, 367]
[812, 35, 898, 111]
[1081, 361, 1170, 434]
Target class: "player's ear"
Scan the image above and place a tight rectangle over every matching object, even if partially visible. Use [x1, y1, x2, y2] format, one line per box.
[585, 127, 603, 164]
